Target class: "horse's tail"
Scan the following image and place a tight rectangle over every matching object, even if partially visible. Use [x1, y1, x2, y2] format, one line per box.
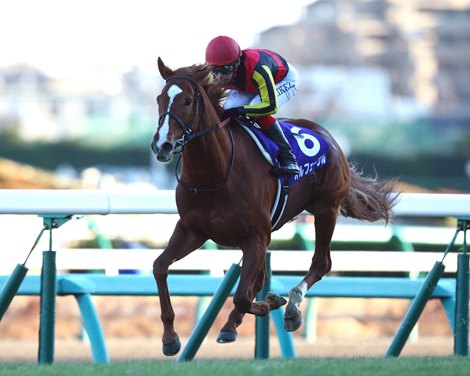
[340, 163, 399, 224]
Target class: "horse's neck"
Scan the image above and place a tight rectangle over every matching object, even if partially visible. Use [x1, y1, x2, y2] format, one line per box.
[182, 111, 231, 184]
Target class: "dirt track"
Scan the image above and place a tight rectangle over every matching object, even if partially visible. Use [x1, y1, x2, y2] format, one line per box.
[0, 295, 456, 363]
[0, 336, 455, 363]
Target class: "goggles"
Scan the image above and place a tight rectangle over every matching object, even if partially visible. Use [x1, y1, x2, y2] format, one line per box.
[212, 64, 236, 75]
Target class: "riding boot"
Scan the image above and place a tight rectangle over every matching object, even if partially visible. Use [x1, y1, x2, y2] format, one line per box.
[262, 120, 300, 175]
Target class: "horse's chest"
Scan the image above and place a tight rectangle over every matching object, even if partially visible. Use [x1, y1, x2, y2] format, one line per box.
[181, 204, 251, 240]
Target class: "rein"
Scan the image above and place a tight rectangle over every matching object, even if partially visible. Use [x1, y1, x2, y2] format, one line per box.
[163, 75, 235, 194]
[185, 117, 231, 142]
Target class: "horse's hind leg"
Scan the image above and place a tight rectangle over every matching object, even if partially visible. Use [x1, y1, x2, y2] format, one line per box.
[284, 208, 336, 332]
[153, 220, 207, 356]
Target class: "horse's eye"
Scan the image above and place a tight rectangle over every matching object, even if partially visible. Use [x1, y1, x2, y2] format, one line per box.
[184, 98, 192, 106]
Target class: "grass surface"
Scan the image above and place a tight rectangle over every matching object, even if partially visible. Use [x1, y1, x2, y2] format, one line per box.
[1, 357, 470, 376]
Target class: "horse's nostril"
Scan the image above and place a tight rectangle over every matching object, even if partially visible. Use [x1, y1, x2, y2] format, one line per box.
[161, 142, 173, 155]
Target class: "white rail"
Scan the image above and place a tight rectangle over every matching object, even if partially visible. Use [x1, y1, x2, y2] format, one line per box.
[0, 190, 468, 275]
[0, 189, 176, 215]
[14, 249, 459, 274]
[0, 190, 469, 217]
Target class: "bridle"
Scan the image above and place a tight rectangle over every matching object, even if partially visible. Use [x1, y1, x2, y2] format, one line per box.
[159, 75, 235, 194]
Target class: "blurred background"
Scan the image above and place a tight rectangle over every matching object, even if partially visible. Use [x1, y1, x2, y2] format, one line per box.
[0, 0, 469, 192]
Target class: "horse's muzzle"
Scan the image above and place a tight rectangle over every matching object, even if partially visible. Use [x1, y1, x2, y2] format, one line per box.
[152, 140, 174, 162]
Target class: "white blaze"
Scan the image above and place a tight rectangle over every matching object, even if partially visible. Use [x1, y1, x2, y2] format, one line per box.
[156, 84, 182, 149]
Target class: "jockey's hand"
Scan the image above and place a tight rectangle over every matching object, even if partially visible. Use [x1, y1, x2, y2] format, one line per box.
[222, 107, 241, 119]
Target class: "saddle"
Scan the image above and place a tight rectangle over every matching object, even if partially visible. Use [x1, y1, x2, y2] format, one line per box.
[238, 119, 329, 229]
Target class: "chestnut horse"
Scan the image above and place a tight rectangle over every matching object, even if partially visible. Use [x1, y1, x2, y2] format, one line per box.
[151, 58, 397, 356]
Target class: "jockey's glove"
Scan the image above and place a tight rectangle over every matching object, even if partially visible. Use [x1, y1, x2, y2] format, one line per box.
[223, 107, 242, 119]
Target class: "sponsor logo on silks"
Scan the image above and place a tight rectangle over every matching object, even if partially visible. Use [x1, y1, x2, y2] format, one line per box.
[276, 82, 295, 98]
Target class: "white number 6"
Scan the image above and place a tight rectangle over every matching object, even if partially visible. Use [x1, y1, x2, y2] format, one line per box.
[290, 126, 320, 157]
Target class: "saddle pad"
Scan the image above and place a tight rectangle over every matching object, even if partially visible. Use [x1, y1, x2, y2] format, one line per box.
[239, 121, 329, 185]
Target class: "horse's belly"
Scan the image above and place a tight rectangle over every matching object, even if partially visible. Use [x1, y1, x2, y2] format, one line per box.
[208, 217, 250, 246]
[182, 209, 268, 247]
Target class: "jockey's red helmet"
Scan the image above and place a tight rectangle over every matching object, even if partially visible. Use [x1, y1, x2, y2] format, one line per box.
[205, 36, 242, 66]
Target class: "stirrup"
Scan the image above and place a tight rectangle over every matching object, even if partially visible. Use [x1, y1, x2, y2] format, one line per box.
[272, 163, 300, 176]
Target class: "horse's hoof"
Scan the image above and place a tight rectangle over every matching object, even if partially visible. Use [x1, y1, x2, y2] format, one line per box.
[162, 336, 181, 356]
[216, 330, 237, 343]
[284, 304, 302, 332]
[265, 293, 287, 310]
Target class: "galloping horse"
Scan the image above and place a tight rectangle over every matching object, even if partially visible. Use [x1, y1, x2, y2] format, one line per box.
[151, 58, 397, 356]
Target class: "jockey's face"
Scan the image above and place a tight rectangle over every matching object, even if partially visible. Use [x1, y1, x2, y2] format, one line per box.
[212, 71, 234, 85]
[211, 63, 236, 86]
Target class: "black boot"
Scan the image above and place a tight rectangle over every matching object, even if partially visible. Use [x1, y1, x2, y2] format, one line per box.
[263, 120, 300, 175]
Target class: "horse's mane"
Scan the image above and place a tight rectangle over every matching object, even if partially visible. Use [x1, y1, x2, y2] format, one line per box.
[172, 64, 227, 116]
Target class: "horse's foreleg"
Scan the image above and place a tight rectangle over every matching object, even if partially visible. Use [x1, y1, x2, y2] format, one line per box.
[153, 220, 207, 356]
[218, 234, 288, 344]
[231, 237, 273, 318]
[217, 308, 244, 343]
[217, 261, 272, 343]
[284, 208, 336, 332]
[253, 265, 287, 311]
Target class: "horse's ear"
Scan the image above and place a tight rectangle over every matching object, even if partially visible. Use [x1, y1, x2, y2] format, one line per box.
[158, 57, 174, 80]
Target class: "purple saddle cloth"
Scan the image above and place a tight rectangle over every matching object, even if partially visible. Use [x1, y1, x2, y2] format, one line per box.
[240, 120, 329, 185]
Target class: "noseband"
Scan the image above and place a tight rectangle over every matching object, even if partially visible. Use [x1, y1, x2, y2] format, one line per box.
[159, 75, 235, 194]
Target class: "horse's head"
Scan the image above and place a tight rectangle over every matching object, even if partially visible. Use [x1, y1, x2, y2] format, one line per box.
[151, 58, 212, 163]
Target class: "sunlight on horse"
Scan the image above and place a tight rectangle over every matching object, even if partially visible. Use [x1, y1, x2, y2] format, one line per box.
[151, 57, 397, 356]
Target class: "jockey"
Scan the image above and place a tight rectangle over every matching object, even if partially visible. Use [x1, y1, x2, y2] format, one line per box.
[205, 35, 300, 175]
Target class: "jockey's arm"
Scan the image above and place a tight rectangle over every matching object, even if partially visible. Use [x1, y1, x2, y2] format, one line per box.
[239, 65, 278, 118]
